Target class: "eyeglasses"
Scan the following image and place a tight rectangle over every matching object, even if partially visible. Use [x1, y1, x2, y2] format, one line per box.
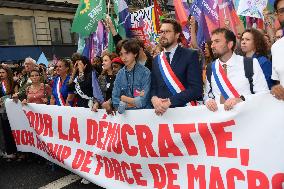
[277, 7, 284, 15]
[159, 30, 174, 35]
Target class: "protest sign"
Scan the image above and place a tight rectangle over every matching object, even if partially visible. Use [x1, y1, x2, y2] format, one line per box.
[131, 6, 159, 45]
[237, 0, 268, 18]
[5, 94, 284, 189]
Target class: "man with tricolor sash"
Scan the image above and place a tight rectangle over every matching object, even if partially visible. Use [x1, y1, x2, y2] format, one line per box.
[205, 28, 269, 112]
[151, 19, 203, 116]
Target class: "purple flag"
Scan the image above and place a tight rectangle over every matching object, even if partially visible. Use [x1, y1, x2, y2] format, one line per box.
[92, 71, 104, 103]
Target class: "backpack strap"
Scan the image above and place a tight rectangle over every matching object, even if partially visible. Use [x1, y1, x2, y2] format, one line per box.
[205, 62, 215, 99]
[243, 57, 255, 94]
[244, 57, 255, 94]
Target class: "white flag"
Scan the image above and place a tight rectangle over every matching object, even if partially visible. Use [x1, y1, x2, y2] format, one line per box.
[237, 0, 268, 18]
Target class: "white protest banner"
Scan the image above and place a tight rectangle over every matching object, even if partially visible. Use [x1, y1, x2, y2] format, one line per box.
[237, 0, 268, 18]
[5, 94, 284, 189]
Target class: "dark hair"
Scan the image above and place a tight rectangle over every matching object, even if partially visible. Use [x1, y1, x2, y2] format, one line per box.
[241, 28, 268, 57]
[92, 56, 103, 75]
[0, 65, 15, 95]
[120, 39, 140, 59]
[79, 56, 92, 75]
[30, 69, 40, 75]
[71, 52, 83, 63]
[274, 0, 284, 11]
[161, 18, 182, 34]
[38, 63, 46, 68]
[161, 18, 182, 43]
[212, 28, 236, 51]
[116, 39, 124, 55]
[136, 39, 145, 50]
[71, 53, 92, 74]
[205, 41, 214, 65]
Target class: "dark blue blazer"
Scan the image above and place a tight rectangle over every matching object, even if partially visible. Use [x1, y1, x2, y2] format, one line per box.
[151, 46, 203, 107]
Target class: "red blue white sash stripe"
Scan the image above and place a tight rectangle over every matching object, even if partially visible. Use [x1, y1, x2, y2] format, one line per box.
[212, 61, 240, 100]
[157, 52, 196, 106]
[1, 81, 6, 95]
[55, 77, 66, 106]
[158, 52, 185, 94]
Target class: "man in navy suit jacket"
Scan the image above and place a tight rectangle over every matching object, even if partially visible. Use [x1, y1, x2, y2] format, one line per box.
[151, 18, 203, 115]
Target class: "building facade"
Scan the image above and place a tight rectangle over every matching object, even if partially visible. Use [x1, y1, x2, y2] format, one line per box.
[0, 0, 79, 61]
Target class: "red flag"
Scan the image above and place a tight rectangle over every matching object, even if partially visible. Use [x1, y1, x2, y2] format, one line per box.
[174, 0, 189, 27]
[153, 0, 162, 33]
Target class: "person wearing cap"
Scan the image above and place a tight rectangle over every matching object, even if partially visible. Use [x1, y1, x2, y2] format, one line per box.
[112, 56, 124, 75]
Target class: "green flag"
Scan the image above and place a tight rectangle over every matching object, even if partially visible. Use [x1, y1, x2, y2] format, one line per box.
[108, 14, 116, 53]
[71, 0, 106, 37]
[77, 34, 86, 53]
[111, 0, 131, 38]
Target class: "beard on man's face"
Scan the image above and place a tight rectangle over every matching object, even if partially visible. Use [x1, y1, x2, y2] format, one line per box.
[160, 37, 173, 48]
[212, 45, 230, 59]
[213, 52, 222, 59]
[212, 49, 222, 59]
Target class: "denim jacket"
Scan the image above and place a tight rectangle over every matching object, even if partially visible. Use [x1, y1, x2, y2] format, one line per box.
[112, 63, 151, 113]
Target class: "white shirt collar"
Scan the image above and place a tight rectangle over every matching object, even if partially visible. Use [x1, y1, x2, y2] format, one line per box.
[218, 52, 236, 67]
[164, 44, 179, 55]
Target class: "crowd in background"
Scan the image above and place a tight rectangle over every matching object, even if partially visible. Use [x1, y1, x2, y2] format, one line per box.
[0, 0, 283, 186]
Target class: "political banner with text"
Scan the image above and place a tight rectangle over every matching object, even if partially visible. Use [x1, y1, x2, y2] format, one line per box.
[130, 5, 159, 45]
[5, 94, 284, 189]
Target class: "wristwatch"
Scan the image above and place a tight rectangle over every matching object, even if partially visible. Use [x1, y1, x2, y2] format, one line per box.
[239, 95, 245, 101]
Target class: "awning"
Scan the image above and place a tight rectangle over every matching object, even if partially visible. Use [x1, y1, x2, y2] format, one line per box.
[0, 46, 42, 62]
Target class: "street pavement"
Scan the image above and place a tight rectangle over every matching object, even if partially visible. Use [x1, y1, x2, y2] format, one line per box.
[0, 155, 105, 189]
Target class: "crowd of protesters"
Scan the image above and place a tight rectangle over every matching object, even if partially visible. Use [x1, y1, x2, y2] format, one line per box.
[0, 0, 283, 185]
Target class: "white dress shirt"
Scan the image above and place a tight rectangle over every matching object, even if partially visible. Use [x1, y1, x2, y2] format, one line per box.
[204, 53, 269, 103]
[164, 44, 179, 64]
[271, 37, 284, 85]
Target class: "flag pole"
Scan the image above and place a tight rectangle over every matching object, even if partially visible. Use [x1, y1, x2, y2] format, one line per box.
[108, 0, 111, 15]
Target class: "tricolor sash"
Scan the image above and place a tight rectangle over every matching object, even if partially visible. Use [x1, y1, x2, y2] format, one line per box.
[55, 77, 66, 106]
[157, 52, 197, 106]
[2, 81, 7, 95]
[212, 61, 240, 100]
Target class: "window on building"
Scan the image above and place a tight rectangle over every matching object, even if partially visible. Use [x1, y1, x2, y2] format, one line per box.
[49, 18, 77, 45]
[0, 15, 35, 45]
